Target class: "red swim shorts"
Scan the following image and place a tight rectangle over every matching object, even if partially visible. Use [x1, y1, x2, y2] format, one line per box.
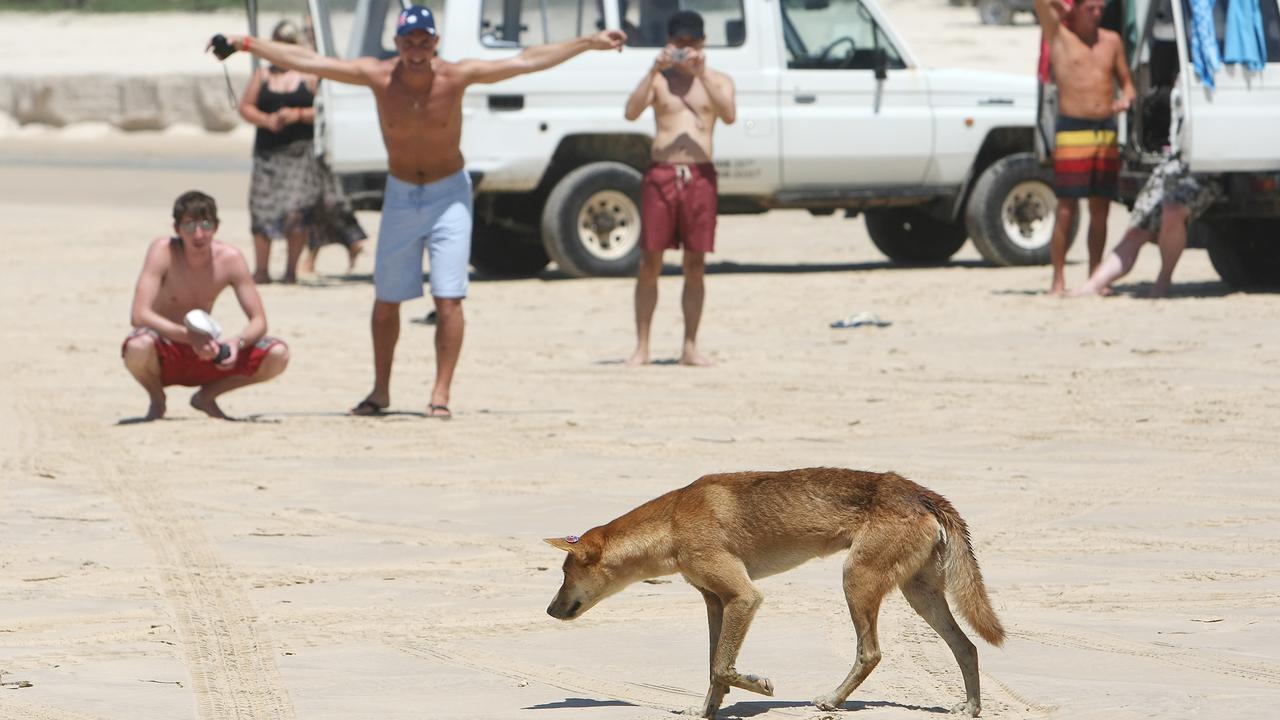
[122, 328, 284, 387]
[641, 162, 718, 253]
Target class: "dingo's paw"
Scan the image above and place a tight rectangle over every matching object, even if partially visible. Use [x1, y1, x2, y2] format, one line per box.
[734, 673, 773, 696]
[950, 700, 980, 717]
[813, 693, 845, 711]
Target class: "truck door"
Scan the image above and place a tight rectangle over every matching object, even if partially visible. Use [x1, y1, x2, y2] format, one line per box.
[1177, 0, 1280, 171]
[777, 0, 932, 187]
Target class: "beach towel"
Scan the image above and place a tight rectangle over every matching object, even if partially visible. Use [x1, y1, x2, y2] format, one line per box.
[1188, 0, 1223, 89]
[1223, 0, 1267, 71]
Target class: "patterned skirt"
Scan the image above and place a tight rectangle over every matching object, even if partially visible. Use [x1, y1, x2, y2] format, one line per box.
[249, 139, 324, 239]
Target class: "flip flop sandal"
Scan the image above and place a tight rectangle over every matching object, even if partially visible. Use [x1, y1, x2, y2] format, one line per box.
[428, 404, 452, 420]
[350, 399, 387, 416]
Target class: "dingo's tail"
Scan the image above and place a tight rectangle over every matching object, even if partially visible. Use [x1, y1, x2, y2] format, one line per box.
[927, 494, 1005, 646]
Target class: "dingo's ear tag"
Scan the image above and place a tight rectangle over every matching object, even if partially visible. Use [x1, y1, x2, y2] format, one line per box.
[544, 536, 581, 552]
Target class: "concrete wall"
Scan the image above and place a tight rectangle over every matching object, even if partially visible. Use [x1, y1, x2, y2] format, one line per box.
[0, 74, 250, 132]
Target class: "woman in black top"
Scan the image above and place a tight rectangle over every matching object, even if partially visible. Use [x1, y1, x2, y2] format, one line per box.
[238, 20, 366, 283]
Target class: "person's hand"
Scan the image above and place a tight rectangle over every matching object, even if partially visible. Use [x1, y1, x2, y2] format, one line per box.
[1112, 95, 1132, 113]
[189, 332, 221, 361]
[265, 111, 287, 132]
[684, 48, 707, 76]
[280, 107, 302, 126]
[590, 29, 626, 52]
[654, 46, 675, 71]
[207, 34, 246, 60]
[215, 338, 240, 370]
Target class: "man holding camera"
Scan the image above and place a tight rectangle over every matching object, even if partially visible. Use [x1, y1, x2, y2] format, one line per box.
[210, 6, 625, 417]
[623, 10, 735, 367]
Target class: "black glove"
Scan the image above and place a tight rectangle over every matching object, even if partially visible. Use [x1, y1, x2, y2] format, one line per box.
[210, 34, 237, 60]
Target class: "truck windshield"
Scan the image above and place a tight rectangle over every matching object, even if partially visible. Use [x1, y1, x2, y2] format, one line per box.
[780, 0, 905, 70]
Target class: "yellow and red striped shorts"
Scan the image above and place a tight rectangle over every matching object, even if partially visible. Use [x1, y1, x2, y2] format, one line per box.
[1053, 115, 1119, 199]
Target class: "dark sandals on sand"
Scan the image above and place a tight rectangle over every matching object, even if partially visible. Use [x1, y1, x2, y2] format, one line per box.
[428, 404, 452, 420]
[350, 399, 387, 416]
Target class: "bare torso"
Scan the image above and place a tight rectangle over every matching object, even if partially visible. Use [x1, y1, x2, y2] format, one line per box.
[650, 69, 723, 163]
[146, 239, 239, 323]
[369, 58, 467, 185]
[1050, 27, 1122, 120]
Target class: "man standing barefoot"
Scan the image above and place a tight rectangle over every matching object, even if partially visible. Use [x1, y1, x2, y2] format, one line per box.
[122, 191, 289, 421]
[624, 11, 735, 366]
[1037, 0, 1134, 294]
[212, 6, 624, 416]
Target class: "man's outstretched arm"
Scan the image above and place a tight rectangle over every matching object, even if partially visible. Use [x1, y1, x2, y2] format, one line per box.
[209, 35, 378, 87]
[458, 30, 626, 86]
[1034, 0, 1070, 40]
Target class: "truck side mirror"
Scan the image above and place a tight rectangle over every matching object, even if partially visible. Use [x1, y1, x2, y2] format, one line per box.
[873, 47, 888, 81]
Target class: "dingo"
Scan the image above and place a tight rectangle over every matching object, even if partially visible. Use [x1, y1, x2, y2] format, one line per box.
[545, 467, 1005, 718]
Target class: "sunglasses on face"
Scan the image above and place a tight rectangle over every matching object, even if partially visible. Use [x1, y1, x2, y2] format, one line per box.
[179, 220, 217, 233]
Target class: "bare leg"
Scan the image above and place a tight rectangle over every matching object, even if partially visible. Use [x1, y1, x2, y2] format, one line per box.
[1151, 204, 1190, 298]
[190, 344, 290, 420]
[680, 251, 712, 367]
[1085, 196, 1112, 275]
[352, 300, 399, 413]
[627, 249, 664, 366]
[252, 231, 272, 284]
[122, 333, 166, 421]
[1072, 227, 1152, 296]
[429, 296, 464, 416]
[1049, 199, 1078, 295]
[347, 239, 367, 272]
[282, 224, 307, 284]
[300, 245, 318, 276]
[901, 562, 982, 717]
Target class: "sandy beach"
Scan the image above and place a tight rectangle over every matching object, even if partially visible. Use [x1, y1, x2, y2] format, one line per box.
[2, 3, 1280, 720]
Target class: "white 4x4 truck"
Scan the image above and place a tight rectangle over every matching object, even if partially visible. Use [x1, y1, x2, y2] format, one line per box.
[296, 0, 1056, 277]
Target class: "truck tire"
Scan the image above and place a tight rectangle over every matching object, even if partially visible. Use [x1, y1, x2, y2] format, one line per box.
[1206, 219, 1280, 290]
[470, 219, 549, 277]
[541, 162, 644, 278]
[864, 208, 969, 265]
[966, 152, 1070, 266]
[978, 0, 1014, 25]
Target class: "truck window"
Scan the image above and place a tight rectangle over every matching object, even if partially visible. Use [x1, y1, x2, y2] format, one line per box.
[620, 0, 747, 48]
[780, 0, 905, 71]
[479, 0, 606, 47]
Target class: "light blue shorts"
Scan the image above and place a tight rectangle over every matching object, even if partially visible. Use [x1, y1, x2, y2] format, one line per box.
[374, 171, 473, 302]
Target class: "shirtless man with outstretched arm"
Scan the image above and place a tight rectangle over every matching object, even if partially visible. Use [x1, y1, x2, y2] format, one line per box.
[122, 191, 289, 421]
[1037, 0, 1135, 294]
[211, 7, 624, 417]
[623, 11, 735, 367]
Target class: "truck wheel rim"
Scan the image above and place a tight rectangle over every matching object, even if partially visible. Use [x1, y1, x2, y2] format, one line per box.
[577, 191, 640, 261]
[1000, 180, 1055, 251]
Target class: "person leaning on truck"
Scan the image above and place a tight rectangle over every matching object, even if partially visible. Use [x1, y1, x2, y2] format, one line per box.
[209, 6, 625, 418]
[1036, 0, 1135, 295]
[623, 11, 735, 367]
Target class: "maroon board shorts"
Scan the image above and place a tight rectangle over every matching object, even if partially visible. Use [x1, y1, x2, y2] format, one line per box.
[122, 328, 284, 387]
[641, 162, 718, 253]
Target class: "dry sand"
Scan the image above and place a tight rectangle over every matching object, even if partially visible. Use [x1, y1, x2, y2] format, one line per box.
[2, 3, 1280, 720]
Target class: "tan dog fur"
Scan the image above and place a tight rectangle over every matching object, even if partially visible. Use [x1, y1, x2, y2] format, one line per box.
[545, 467, 1005, 718]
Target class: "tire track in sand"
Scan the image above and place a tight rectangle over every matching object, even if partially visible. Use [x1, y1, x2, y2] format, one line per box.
[14, 386, 295, 720]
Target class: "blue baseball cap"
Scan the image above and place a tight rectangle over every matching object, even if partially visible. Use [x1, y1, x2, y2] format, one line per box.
[396, 5, 437, 37]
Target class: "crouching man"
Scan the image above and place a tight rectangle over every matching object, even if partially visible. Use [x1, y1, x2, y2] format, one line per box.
[122, 191, 288, 420]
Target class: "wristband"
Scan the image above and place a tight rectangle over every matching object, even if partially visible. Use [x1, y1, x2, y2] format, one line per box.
[242, 36, 252, 52]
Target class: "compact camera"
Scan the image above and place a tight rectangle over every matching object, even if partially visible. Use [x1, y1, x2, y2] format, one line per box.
[670, 48, 689, 63]
[209, 34, 238, 60]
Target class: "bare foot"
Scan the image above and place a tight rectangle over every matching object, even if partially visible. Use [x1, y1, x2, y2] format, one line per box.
[427, 403, 452, 420]
[625, 348, 649, 366]
[281, 273, 298, 285]
[680, 344, 714, 367]
[1097, 285, 1115, 297]
[253, 272, 272, 285]
[143, 395, 167, 421]
[190, 391, 230, 420]
[1048, 283, 1066, 297]
[347, 240, 366, 272]
[1146, 281, 1171, 298]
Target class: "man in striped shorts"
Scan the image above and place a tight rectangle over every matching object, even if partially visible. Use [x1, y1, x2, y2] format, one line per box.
[1037, 0, 1135, 294]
